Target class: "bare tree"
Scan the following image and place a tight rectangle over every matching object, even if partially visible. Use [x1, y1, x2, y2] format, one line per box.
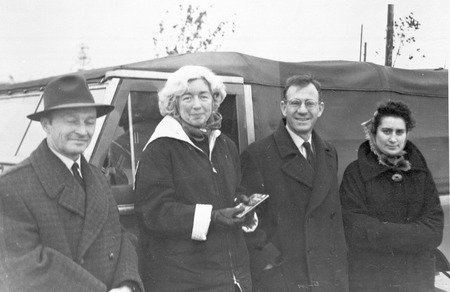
[392, 13, 425, 67]
[152, 4, 235, 57]
[376, 12, 425, 67]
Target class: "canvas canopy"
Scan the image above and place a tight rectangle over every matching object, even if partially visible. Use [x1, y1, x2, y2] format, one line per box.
[1, 52, 447, 97]
[0, 52, 447, 192]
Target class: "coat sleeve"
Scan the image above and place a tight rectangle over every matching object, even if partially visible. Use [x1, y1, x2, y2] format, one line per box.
[240, 148, 266, 195]
[134, 141, 197, 238]
[0, 190, 106, 292]
[340, 164, 444, 254]
[240, 148, 281, 276]
[109, 194, 144, 292]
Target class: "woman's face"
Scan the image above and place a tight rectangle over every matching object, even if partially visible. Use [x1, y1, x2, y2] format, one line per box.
[375, 116, 408, 156]
[178, 79, 213, 127]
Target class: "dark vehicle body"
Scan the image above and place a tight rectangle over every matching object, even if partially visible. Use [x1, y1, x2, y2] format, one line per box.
[0, 52, 448, 274]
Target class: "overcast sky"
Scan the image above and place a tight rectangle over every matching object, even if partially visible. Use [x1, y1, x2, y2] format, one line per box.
[1, 0, 449, 82]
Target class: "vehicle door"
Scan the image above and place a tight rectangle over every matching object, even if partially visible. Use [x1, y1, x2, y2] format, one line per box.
[94, 71, 250, 235]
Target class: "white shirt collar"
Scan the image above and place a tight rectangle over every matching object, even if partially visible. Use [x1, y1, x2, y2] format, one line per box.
[47, 140, 82, 175]
[285, 125, 313, 157]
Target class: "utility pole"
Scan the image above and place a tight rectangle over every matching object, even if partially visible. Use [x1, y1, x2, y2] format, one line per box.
[385, 4, 394, 66]
[359, 24, 363, 62]
[363, 42, 367, 62]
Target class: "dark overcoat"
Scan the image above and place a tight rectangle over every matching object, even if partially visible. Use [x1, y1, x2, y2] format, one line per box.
[134, 116, 252, 292]
[240, 122, 349, 292]
[0, 140, 143, 292]
[340, 140, 444, 292]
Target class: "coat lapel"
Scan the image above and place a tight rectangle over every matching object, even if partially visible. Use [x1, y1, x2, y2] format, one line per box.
[274, 124, 315, 189]
[76, 156, 109, 260]
[31, 140, 71, 200]
[306, 133, 334, 214]
[31, 140, 86, 217]
[30, 140, 109, 260]
[30, 140, 77, 256]
[272, 125, 336, 214]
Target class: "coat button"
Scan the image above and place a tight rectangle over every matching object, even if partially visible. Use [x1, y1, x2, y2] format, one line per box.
[307, 249, 312, 255]
[330, 212, 336, 219]
[80, 258, 85, 265]
[109, 251, 115, 260]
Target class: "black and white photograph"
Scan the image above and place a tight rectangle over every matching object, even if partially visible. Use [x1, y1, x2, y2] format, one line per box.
[0, 0, 448, 291]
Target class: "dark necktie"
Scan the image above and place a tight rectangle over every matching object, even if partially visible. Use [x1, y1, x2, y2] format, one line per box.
[303, 142, 315, 170]
[71, 162, 85, 189]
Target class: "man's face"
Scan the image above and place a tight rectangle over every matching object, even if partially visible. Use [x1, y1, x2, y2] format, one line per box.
[281, 84, 324, 140]
[41, 107, 97, 160]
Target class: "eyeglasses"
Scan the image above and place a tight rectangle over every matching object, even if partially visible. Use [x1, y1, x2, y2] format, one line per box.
[284, 99, 321, 110]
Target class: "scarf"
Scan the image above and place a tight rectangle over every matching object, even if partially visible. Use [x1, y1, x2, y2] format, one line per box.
[361, 117, 411, 172]
[174, 112, 222, 142]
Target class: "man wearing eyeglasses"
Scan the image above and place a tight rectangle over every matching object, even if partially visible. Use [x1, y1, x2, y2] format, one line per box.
[240, 75, 348, 292]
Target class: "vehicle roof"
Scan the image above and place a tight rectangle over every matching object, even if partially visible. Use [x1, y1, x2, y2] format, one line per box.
[0, 52, 447, 98]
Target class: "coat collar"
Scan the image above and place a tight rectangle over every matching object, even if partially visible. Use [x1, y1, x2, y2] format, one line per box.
[273, 120, 336, 213]
[144, 115, 221, 157]
[30, 140, 74, 198]
[77, 155, 109, 259]
[358, 140, 429, 182]
[307, 131, 335, 214]
[30, 140, 109, 259]
[274, 121, 315, 187]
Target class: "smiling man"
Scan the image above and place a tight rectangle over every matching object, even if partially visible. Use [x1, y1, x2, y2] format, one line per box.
[0, 74, 143, 292]
[240, 75, 349, 292]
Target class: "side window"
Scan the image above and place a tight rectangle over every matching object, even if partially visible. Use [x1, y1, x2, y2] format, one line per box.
[17, 85, 109, 158]
[219, 94, 239, 147]
[101, 79, 245, 187]
[0, 94, 42, 157]
[105, 91, 162, 185]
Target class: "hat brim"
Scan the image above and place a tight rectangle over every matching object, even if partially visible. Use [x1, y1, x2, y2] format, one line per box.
[27, 103, 114, 121]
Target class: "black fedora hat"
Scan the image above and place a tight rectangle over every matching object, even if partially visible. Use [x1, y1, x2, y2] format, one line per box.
[27, 74, 114, 121]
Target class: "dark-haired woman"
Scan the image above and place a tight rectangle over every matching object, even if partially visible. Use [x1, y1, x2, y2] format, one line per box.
[340, 100, 444, 292]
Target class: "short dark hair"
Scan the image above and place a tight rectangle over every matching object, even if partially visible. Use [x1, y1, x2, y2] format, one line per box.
[372, 100, 416, 134]
[283, 74, 322, 100]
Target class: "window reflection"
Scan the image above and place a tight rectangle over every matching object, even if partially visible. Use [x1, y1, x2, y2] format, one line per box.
[0, 94, 42, 157]
[106, 91, 162, 185]
[219, 94, 238, 148]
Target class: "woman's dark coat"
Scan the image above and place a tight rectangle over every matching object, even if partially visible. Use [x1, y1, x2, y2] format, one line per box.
[134, 116, 252, 292]
[340, 140, 444, 292]
[240, 122, 348, 292]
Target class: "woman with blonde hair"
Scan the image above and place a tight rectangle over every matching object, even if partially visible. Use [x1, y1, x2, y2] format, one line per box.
[134, 65, 254, 292]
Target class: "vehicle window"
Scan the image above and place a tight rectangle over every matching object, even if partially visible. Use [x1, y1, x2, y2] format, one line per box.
[218, 94, 238, 147]
[16, 86, 108, 158]
[105, 91, 162, 185]
[0, 94, 41, 157]
[104, 92, 238, 186]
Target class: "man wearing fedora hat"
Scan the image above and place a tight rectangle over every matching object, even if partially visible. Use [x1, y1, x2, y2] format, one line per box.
[0, 74, 143, 292]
